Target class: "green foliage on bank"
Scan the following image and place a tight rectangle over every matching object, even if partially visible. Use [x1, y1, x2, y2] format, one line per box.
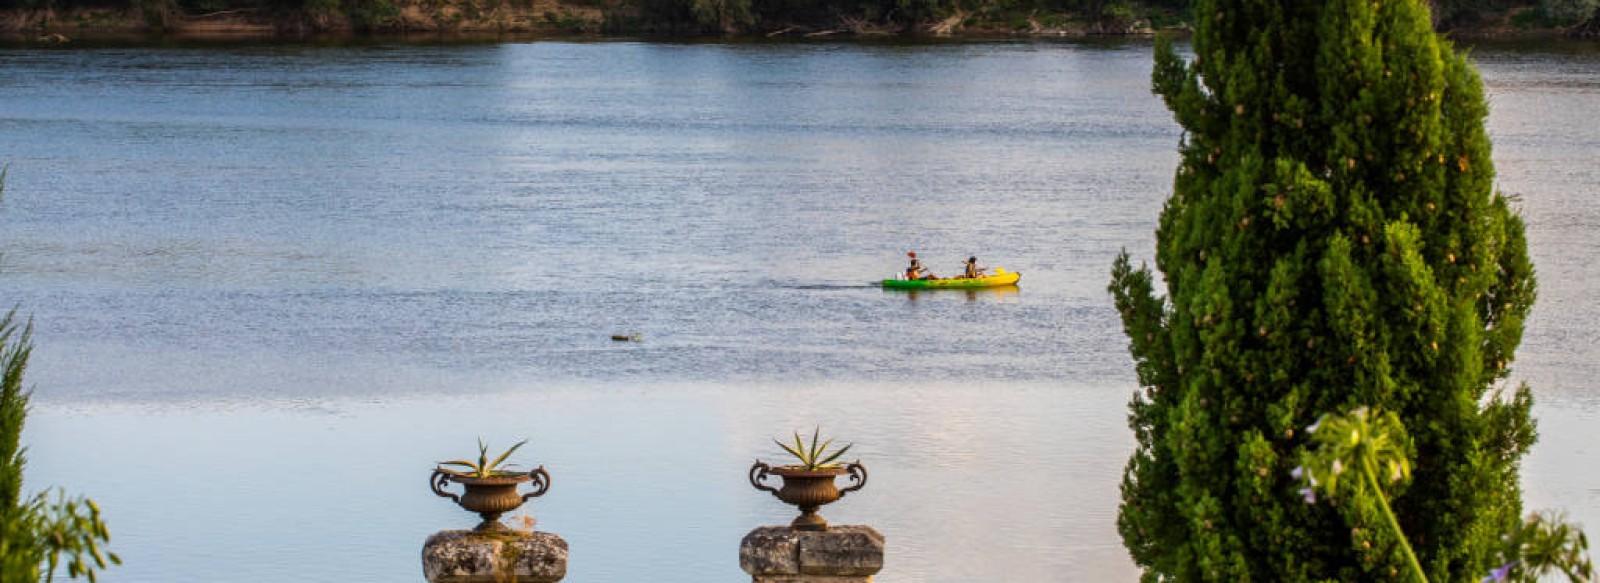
[603, 0, 1191, 34]
[4, 0, 1591, 35]
[1109, 0, 1544, 579]
[1435, 0, 1599, 28]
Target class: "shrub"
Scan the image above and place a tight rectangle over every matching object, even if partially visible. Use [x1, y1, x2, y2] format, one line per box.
[1109, 0, 1539, 579]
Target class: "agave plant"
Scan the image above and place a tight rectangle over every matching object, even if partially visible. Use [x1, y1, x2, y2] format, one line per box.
[437, 438, 528, 478]
[774, 428, 853, 470]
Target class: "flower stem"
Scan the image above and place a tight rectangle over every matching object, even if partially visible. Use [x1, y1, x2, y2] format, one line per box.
[1366, 457, 1428, 583]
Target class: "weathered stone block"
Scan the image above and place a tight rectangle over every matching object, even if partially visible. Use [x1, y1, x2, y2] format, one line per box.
[422, 530, 567, 583]
[741, 527, 802, 574]
[740, 525, 884, 583]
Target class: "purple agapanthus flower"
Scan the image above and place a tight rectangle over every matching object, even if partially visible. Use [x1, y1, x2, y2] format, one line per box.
[1481, 560, 1517, 582]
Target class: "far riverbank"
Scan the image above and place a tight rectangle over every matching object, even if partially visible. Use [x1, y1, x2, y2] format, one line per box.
[4, 2, 1598, 44]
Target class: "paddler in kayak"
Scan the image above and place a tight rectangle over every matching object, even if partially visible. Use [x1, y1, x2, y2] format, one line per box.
[961, 256, 986, 279]
[906, 251, 938, 280]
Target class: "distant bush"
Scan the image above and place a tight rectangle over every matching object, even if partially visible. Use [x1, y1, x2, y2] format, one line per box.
[1510, 5, 1551, 27]
[1541, 0, 1597, 23]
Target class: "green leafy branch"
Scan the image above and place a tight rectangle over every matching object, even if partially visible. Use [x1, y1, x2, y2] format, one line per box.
[2, 490, 121, 583]
[34, 490, 121, 583]
[1295, 407, 1593, 583]
[1484, 511, 1594, 583]
[2, 306, 119, 583]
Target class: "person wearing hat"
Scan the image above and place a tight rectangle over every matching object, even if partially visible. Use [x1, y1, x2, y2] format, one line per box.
[962, 256, 986, 279]
[905, 251, 937, 280]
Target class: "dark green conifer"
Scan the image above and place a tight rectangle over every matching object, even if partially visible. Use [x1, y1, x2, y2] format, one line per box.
[1109, 0, 1537, 580]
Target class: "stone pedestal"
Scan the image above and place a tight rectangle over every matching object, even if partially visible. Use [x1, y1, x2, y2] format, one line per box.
[422, 530, 567, 583]
[739, 525, 884, 583]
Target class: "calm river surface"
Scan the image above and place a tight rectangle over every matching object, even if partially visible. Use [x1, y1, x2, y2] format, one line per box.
[1, 38, 1597, 581]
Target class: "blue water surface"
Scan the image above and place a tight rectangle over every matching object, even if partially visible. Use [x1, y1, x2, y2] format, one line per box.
[0, 38, 1596, 582]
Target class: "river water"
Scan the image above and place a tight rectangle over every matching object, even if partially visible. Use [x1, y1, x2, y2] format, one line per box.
[0, 38, 1596, 581]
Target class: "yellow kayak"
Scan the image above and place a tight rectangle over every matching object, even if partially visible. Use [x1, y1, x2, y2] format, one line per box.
[882, 268, 1021, 289]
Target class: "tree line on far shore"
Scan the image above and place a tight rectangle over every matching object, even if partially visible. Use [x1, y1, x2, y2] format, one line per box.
[2, 0, 1600, 36]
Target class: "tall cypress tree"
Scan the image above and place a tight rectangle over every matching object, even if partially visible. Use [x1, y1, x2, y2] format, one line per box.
[1109, 0, 1537, 580]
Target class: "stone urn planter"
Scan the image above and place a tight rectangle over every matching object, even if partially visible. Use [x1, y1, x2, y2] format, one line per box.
[431, 467, 551, 532]
[749, 461, 867, 531]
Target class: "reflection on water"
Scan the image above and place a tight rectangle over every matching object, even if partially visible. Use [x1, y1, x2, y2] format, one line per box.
[1, 39, 1598, 582]
[886, 284, 1022, 303]
[28, 381, 1136, 581]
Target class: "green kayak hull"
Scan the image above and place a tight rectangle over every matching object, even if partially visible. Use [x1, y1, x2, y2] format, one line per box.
[882, 270, 1021, 289]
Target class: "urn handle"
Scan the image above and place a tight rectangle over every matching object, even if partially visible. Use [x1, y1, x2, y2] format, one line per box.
[837, 461, 868, 498]
[521, 466, 551, 502]
[430, 469, 459, 503]
[749, 460, 780, 495]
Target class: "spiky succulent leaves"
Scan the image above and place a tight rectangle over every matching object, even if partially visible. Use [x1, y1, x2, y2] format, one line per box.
[484, 439, 527, 475]
[438, 439, 528, 477]
[802, 428, 818, 467]
[476, 438, 489, 474]
[436, 440, 493, 476]
[1110, 0, 1538, 580]
[774, 429, 852, 470]
[776, 432, 819, 469]
[776, 431, 813, 467]
[774, 437, 804, 464]
[814, 443, 852, 469]
[435, 461, 480, 474]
